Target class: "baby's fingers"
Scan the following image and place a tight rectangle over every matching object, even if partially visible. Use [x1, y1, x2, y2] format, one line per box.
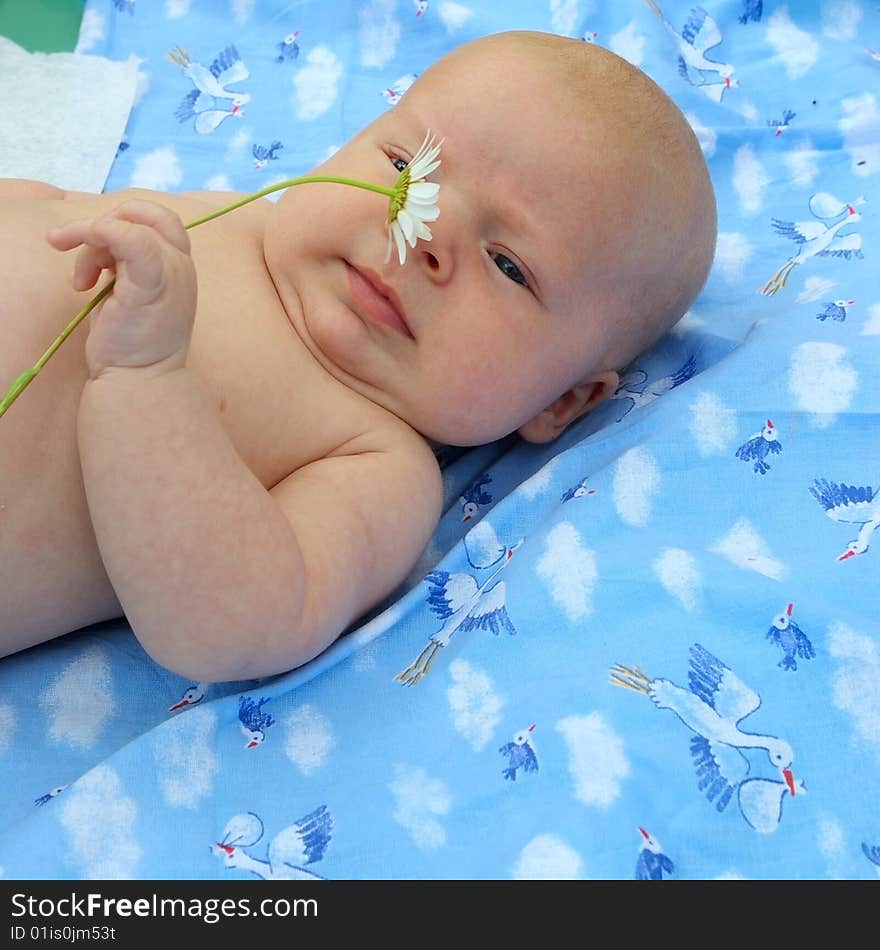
[48, 199, 190, 254]
[71, 245, 116, 291]
[108, 199, 191, 255]
[49, 217, 165, 297]
[45, 220, 91, 252]
[46, 221, 121, 290]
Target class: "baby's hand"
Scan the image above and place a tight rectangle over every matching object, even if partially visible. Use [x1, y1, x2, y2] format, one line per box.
[47, 200, 197, 377]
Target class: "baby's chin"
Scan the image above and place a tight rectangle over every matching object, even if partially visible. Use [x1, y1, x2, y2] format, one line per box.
[410, 413, 523, 450]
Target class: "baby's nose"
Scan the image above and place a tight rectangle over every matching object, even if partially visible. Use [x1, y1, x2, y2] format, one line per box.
[419, 245, 452, 282]
[415, 184, 466, 282]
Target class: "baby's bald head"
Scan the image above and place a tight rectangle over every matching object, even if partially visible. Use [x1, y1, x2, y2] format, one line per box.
[415, 31, 717, 370]
[506, 32, 716, 367]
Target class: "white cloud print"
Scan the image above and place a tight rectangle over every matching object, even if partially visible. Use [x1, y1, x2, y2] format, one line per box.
[653, 547, 702, 612]
[817, 815, 848, 879]
[709, 518, 787, 580]
[512, 834, 584, 880]
[862, 304, 880, 337]
[537, 521, 598, 622]
[838, 93, 880, 178]
[517, 457, 559, 500]
[609, 21, 645, 67]
[165, 0, 191, 18]
[284, 703, 336, 775]
[439, 2, 473, 34]
[555, 711, 630, 808]
[40, 646, 114, 751]
[733, 144, 770, 215]
[129, 147, 182, 191]
[550, 0, 583, 37]
[828, 622, 880, 757]
[788, 342, 858, 427]
[688, 391, 738, 455]
[796, 276, 836, 304]
[0, 702, 15, 753]
[766, 7, 820, 79]
[293, 46, 343, 121]
[821, 1, 862, 41]
[613, 446, 660, 527]
[714, 232, 754, 283]
[785, 139, 820, 187]
[359, 0, 400, 68]
[153, 705, 219, 810]
[687, 111, 716, 157]
[390, 764, 451, 850]
[60, 766, 140, 879]
[231, 0, 254, 25]
[447, 659, 504, 752]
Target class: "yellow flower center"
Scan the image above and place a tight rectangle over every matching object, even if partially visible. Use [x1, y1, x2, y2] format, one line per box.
[387, 168, 411, 224]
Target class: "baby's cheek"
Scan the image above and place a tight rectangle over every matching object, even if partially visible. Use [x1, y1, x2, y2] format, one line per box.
[416, 363, 532, 446]
[304, 296, 372, 375]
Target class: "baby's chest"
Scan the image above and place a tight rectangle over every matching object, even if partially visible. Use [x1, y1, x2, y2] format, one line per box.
[187, 267, 382, 491]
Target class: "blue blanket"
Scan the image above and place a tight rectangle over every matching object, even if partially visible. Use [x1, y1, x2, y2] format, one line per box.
[2, 0, 878, 880]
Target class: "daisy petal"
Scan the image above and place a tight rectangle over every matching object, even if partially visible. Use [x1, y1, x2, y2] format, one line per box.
[409, 202, 439, 222]
[392, 221, 407, 265]
[407, 181, 440, 201]
[409, 133, 443, 179]
[397, 208, 417, 244]
[414, 159, 441, 179]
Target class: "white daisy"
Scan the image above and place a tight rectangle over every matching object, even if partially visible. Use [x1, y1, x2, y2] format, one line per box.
[386, 131, 443, 265]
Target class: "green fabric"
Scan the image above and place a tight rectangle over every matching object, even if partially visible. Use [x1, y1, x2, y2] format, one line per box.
[0, 0, 84, 53]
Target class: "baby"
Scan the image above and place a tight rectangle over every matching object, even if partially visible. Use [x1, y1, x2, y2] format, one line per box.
[0, 30, 716, 681]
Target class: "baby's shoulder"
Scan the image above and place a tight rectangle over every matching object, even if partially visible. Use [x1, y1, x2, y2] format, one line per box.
[164, 188, 273, 227]
[306, 412, 443, 528]
[339, 417, 444, 504]
[272, 414, 443, 596]
[0, 178, 69, 199]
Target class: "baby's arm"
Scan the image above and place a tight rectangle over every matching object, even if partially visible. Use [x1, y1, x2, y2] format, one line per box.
[0, 178, 67, 199]
[50, 201, 442, 682]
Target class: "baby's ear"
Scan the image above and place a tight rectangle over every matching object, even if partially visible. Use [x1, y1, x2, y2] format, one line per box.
[517, 371, 619, 444]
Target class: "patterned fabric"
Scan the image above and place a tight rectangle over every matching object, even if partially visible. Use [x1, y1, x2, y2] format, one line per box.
[1, 0, 878, 880]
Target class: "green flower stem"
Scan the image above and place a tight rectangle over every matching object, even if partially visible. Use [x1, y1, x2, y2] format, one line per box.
[0, 175, 398, 419]
[183, 175, 396, 228]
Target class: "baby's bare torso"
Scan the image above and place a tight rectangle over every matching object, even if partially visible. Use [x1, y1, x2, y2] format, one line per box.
[0, 184, 413, 653]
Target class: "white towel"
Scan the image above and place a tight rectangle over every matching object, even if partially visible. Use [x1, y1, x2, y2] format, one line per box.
[0, 35, 137, 193]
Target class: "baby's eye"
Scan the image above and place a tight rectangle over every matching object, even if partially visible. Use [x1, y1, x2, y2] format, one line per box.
[489, 251, 529, 289]
[389, 155, 409, 172]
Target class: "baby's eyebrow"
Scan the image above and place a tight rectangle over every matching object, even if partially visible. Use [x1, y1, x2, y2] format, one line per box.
[495, 187, 536, 234]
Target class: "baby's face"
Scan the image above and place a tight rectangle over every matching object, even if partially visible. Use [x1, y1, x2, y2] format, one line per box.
[264, 42, 629, 445]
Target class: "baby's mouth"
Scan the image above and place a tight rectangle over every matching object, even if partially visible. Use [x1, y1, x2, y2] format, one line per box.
[346, 263, 413, 339]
